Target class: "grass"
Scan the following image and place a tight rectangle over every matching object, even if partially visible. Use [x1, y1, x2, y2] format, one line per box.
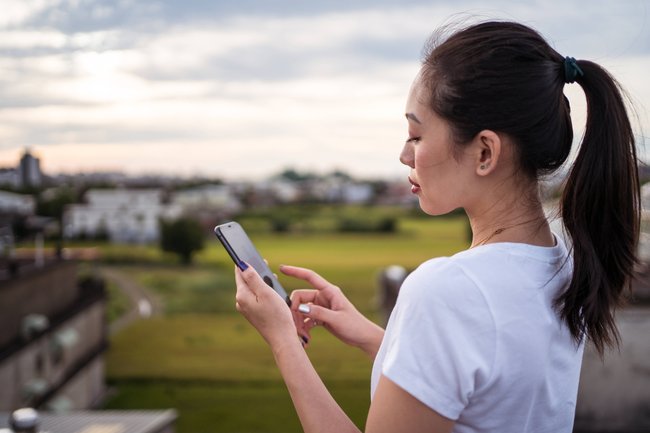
[105, 217, 469, 317]
[107, 316, 373, 381]
[105, 379, 370, 433]
[117, 267, 236, 315]
[101, 215, 469, 432]
[106, 317, 373, 432]
[105, 279, 131, 323]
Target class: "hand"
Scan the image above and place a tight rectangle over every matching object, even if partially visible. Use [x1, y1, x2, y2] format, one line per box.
[234, 264, 298, 350]
[282, 265, 384, 358]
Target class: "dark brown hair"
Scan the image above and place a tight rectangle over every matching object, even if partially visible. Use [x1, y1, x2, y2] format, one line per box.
[420, 21, 640, 355]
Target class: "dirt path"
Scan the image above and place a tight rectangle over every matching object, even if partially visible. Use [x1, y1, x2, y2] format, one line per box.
[100, 266, 164, 335]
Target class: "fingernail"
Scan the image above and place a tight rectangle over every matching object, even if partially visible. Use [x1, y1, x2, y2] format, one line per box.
[298, 304, 310, 314]
[239, 261, 249, 270]
[301, 335, 309, 344]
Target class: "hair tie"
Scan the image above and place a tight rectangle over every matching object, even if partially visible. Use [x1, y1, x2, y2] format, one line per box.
[563, 56, 584, 84]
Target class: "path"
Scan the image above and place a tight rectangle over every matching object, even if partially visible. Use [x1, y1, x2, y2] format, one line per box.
[100, 266, 164, 335]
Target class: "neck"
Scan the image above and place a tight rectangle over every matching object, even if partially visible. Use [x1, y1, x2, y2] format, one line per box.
[466, 182, 553, 248]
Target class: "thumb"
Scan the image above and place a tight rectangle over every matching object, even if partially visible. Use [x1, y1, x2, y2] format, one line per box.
[236, 263, 264, 296]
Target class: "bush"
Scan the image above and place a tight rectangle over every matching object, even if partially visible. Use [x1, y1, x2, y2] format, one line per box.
[270, 217, 291, 233]
[160, 217, 205, 265]
[337, 217, 397, 233]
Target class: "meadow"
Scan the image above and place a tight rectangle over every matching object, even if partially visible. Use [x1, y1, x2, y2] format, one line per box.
[102, 214, 470, 432]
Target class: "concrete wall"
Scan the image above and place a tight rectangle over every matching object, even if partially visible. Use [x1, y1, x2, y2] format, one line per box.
[574, 307, 650, 432]
[0, 261, 79, 347]
[50, 357, 105, 410]
[0, 301, 106, 411]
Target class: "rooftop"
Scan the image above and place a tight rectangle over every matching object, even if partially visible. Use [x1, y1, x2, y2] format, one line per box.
[0, 410, 177, 433]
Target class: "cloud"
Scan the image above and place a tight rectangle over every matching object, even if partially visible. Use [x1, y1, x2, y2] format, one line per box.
[0, 0, 649, 177]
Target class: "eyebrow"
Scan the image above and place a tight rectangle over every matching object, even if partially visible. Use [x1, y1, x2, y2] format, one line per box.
[405, 113, 421, 124]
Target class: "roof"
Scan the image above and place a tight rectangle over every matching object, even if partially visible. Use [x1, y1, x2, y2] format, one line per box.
[0, 410, 177, 433]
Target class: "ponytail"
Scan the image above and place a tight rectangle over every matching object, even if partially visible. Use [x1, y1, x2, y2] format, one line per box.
[557, 60, 640, 356]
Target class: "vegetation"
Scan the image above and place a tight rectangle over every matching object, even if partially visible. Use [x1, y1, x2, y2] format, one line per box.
[105, 279, 131, 323]
[235, 204, 414, 234]
[160, 217, 205, 265]
[99, 212, 469, 433]
[36, 186, 78, 222]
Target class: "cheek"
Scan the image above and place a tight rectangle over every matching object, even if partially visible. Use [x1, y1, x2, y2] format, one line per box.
[414, 147, 453, 175]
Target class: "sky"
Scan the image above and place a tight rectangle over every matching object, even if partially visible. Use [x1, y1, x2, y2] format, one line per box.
[0, 0, 649, 180]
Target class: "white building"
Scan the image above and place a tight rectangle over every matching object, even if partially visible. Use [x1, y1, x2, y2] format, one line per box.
[63, 189, 182, 243]
[314, 178, 374, 204]
[0, 191, 35, 216]
[267, 180, 302, 203]
[172, 184, 242, 214]
[0, 169, 20, 188]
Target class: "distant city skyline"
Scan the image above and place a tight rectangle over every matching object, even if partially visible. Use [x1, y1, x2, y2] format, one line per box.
[1, 0, 649, 180]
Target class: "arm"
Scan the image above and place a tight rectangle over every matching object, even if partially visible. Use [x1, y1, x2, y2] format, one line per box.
[272, 341, 455, 433]
[235, 265, 360, 433]
[235, 265, 455, 433]
[272, 338, 361, 433]
[367, 375, 454, 433]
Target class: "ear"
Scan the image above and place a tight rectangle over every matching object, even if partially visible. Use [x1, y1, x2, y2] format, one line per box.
[472, 130, 502, 176]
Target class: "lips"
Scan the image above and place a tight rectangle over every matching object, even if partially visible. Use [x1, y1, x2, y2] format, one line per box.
[408, 176, 421, 194]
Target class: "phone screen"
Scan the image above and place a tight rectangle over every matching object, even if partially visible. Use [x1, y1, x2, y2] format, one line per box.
[214, 221, 290, 304]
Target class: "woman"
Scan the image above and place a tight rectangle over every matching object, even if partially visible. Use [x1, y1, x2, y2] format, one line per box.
[234, 21, 639, 433]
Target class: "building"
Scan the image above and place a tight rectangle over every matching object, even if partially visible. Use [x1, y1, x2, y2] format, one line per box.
[172, 184, 242, 215]
[0, 148, 44, 190]
[171, 184, 242, 232]
[0, 191, 37, 262]
[18, 150, 42, 189]
[0, 409, 177, 433]
[0, 260, 106, 412]
[0, 169, 20, 189]
[0, 191, 35, 216]
[0, 258, 178, 432]
[63, 189, 182, 243]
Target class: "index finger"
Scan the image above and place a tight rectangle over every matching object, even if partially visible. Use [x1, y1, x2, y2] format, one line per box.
[280, 265, 332, 291]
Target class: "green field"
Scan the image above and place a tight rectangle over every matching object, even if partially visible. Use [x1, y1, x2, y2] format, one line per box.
[103, 215, 469, 432]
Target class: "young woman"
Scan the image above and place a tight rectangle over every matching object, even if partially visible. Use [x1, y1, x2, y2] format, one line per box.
[233, 21, 640, 433]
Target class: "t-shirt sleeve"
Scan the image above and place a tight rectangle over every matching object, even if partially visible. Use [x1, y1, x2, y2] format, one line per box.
[380, 258, 496, 420]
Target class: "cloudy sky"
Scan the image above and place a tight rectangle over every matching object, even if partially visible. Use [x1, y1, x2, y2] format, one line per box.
[0, 0, 648, 180]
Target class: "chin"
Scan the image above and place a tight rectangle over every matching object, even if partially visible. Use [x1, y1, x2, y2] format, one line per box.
[419, 198, 458, 217]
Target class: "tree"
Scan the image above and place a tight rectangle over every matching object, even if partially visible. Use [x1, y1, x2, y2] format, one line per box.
[160, 217, 205, 265]
[36, 186, 78, 225]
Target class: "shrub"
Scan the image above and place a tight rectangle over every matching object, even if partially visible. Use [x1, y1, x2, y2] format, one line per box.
[337, 217, 397, 233]
[160, 217, 205, 265]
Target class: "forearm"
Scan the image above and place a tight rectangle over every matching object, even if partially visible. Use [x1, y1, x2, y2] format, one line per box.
[272, 340, 361, 433]
[357, 319, 385, 360]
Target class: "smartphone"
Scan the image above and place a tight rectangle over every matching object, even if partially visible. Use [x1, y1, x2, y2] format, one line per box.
[214, 221, 291, 306]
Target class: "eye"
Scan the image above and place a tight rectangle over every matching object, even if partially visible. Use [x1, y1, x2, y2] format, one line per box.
[406, 136, 421, 144]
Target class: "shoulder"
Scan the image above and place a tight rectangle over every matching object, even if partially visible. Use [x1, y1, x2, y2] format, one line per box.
[379, 253, 498, 418]
[398, 254, 487, 311]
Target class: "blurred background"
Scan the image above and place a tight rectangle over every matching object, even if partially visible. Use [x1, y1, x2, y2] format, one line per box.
[0, 1, 649, 432]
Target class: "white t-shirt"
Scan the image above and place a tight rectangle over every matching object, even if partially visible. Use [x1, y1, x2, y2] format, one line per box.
[371, 237, 584, 433]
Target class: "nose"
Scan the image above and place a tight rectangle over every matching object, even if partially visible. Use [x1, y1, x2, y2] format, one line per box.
[400, 142, 415, 168]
